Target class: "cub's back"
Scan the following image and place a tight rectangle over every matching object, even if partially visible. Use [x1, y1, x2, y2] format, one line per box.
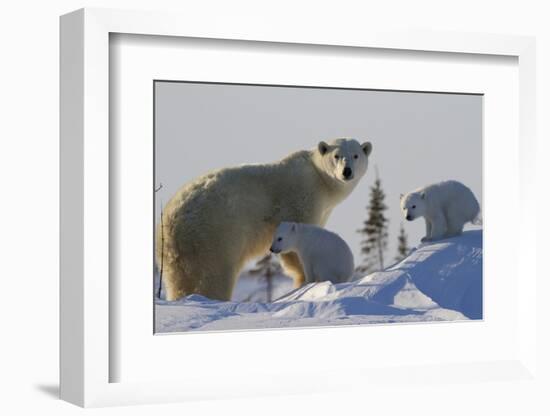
[302, 224, 353, 259]
[426, 180, 474, 200]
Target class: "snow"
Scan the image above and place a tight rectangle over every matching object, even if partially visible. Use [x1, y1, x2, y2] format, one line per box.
[155, 230, 482, 333]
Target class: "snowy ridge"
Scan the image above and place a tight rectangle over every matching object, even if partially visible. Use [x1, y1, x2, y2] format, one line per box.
[155, 230, 482, 333]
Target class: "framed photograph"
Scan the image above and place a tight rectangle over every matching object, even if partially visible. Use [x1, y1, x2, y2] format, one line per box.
[60, 8, 538, 407]
[152, 80, 483, 334]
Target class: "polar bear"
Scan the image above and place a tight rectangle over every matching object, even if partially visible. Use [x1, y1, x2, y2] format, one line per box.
[400, 180, 480, 243]
[157, 138, 372, 301]
[269, 222, 354, 284]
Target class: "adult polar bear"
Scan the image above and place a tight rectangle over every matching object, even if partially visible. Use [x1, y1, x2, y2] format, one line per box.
[157, 138, 373, 301]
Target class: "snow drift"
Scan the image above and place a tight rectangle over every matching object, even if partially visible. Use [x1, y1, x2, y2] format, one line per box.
[155, 230, 482, 333]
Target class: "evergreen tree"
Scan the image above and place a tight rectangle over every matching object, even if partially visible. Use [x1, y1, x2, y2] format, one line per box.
[249, 253, 282, 302]
[357, 169, 389, 273]
[395, 223, 409, 262]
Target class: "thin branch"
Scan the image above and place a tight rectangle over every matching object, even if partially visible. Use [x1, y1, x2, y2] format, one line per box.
[157, 198, 164, 300]
[155, 182, 164, 299]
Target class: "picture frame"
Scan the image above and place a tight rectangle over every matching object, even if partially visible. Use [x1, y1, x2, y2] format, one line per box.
[60, 7, 538, 407]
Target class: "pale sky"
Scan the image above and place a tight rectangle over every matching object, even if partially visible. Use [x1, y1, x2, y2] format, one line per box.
[154, 81, 482, 269]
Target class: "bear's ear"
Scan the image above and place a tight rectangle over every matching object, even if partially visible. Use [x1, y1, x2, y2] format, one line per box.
[400, 193, 404, 200]
[420, 192, 426, 199]
[318, 141, 329, 155]
[361, 141, 373, 157]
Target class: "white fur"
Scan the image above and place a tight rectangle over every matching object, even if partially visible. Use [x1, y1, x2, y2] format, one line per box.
[158, 138, 372, 301]
[400, 180, 480, 243]
[270, 222, 354, 284]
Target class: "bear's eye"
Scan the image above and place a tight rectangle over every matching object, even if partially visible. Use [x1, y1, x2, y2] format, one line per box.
[353, 154, 358, 159]
[277, 237, 282, 242]
[412, 205, 416, 209]
[334, 154, 340, 160]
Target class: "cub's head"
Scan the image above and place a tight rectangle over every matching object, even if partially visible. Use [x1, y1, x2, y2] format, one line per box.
[314, 138, 372, 184]
[400, 192, 427, 221]
[269, 222, 299, 254]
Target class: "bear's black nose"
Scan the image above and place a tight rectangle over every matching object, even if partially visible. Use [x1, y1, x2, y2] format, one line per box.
[269, 246, 274, 253]
[406, 215, 412, 221]
[343, 167, 352, 178]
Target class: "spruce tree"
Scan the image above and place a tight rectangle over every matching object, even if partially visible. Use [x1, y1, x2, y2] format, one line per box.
[249, 253, 282, 302]
[357, 169, 389, 273]
[395, 223, 409, 262]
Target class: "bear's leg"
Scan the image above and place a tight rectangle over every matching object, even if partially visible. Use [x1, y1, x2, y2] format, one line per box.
[445, 218, 465, 238]
[303, 262, 316, 284]
[194, 256, 242, 301]
[197, 270, 237, 301]
[428, 214, 447, 241]
[162, 256, 239, 302]
[421, 219, 432, 243]
[444, 206, 466, 238]
[280, 252, 306, 287]
[162, 261, 199, 301]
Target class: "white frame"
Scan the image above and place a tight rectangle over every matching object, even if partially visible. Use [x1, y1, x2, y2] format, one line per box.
[113, 33, 518, 383]
[60, 8, 537, 407]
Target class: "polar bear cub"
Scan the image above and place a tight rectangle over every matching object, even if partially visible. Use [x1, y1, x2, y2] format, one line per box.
[400, 180, 481, 243]
[269, 222, 354, 284]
